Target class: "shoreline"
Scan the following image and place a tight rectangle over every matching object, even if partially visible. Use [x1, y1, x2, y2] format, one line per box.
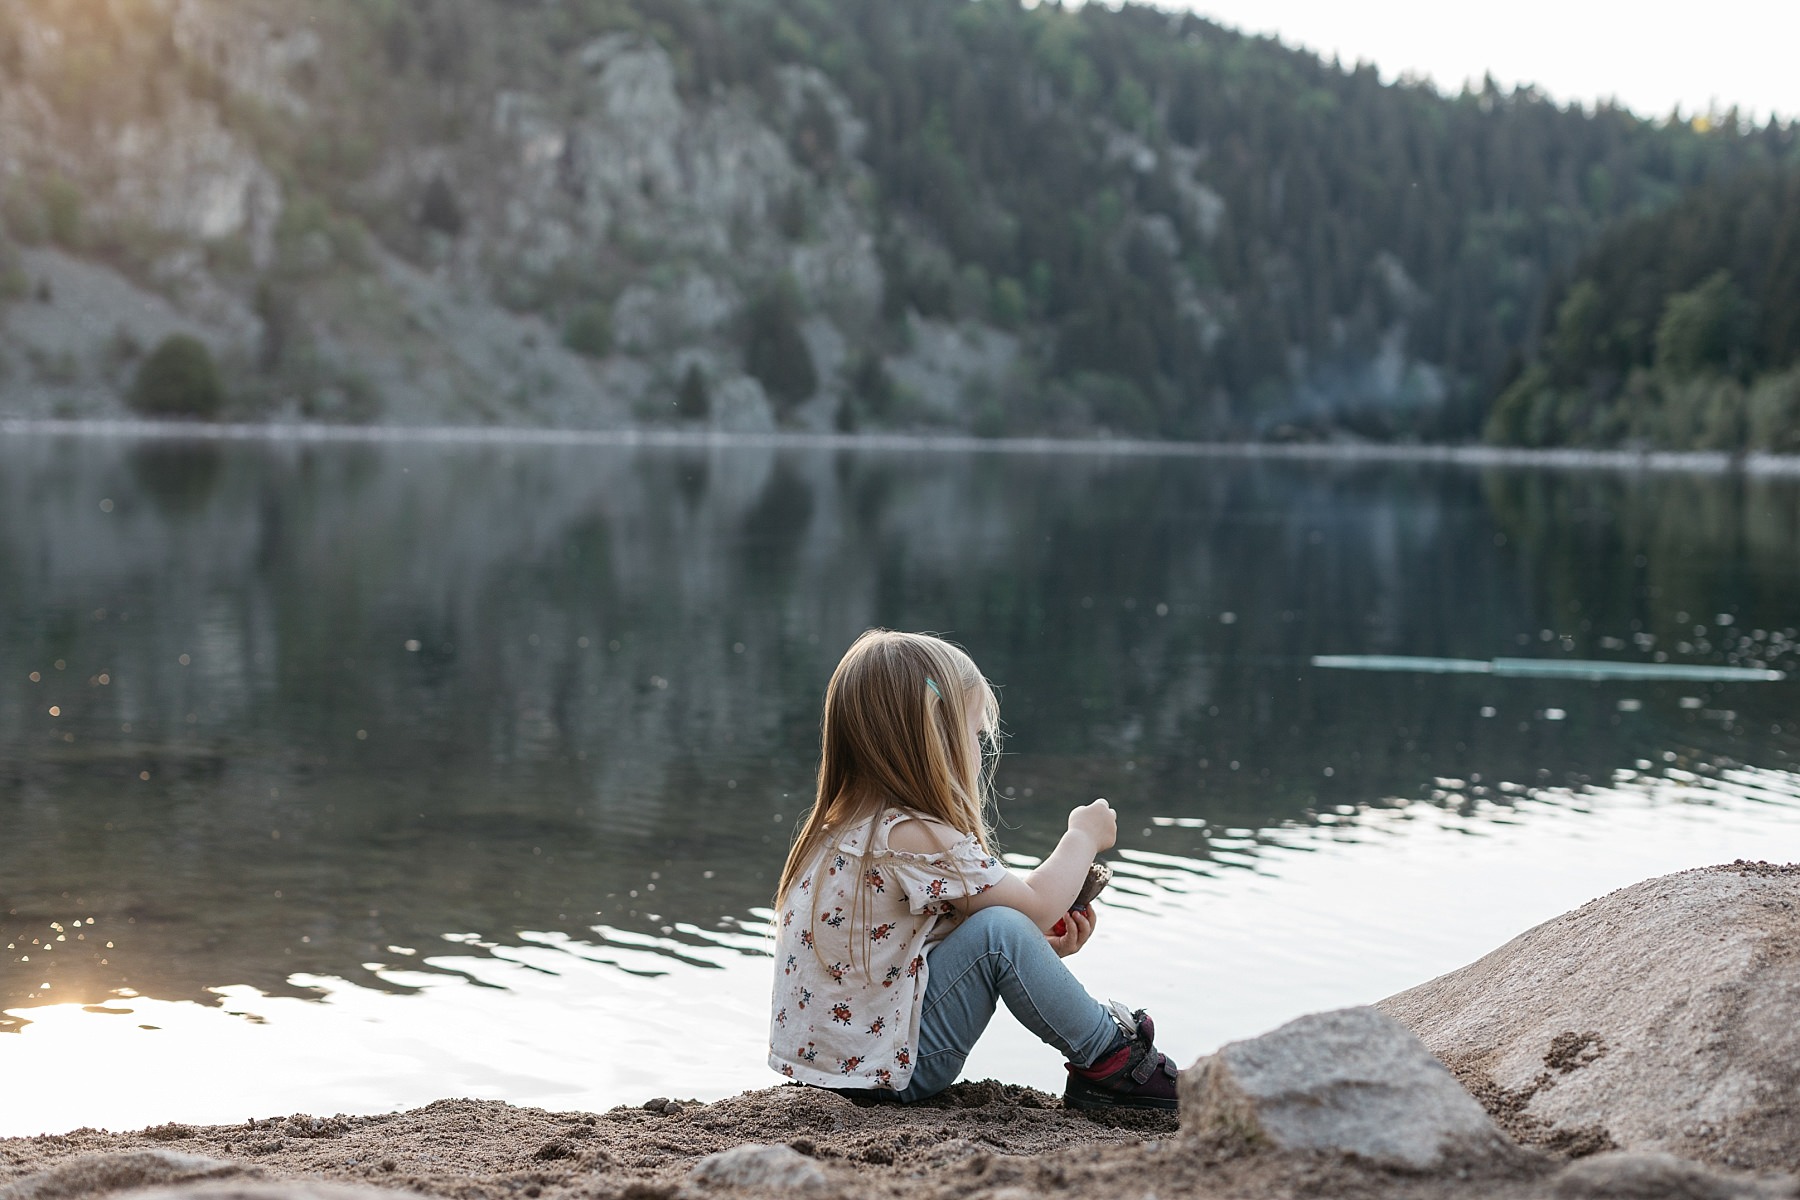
[5, 416, 1800, 475]
[0, 1084, 1553, 1200]
[0, 1086, 1203, 1200]
[5, 865, 1794, 1200]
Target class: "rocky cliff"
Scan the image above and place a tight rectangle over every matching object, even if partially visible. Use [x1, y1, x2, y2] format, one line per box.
[0, 0, 928, 430]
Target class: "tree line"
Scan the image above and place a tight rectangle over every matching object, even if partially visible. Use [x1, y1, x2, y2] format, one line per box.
[651, 0, 1798, 438]
[1485, 168, 1800, 450]
[5, 0, 1798, 443]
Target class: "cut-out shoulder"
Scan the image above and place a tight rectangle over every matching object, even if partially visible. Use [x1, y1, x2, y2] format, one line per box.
[886, 816, 963, 856]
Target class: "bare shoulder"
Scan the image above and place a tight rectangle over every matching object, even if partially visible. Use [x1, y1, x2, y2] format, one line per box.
[885, 815, 964, 855]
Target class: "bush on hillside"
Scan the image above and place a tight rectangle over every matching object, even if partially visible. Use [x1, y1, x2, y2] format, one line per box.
[1654, 271, 1753, 379]
[563, 302, 613, 359]
[129, 334, 224, 419]
[418, 174, 465, 237]
[676, 362, 710, 419]
[41, 175, 83, 249]
[743, 279, 816, 409]
[1746, 367, 1800, 452]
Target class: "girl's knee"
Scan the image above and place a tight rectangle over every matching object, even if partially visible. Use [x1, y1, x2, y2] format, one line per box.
[963, 904, 1041, 947]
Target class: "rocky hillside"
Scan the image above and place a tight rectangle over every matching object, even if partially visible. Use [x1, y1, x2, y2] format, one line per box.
[0, 0, 890, 432]
[0, 0, 1793, 438]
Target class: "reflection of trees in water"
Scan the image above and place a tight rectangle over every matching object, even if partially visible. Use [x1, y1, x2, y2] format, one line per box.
[2, 440, 1796, 1011]
[1483, 470, 1800, 659]
[130, 443, 225, 514]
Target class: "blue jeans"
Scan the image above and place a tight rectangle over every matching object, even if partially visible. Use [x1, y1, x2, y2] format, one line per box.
[895, 906, 1122, 1101]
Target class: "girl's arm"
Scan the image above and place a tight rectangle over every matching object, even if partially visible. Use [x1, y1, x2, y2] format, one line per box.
[891, 799, 1117, 932]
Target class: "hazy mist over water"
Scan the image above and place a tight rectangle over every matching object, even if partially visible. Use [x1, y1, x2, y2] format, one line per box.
[2, 433, 1797, 1129]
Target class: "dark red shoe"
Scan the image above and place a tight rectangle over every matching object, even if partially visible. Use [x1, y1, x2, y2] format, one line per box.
[1064, 1003, 1179, 1111]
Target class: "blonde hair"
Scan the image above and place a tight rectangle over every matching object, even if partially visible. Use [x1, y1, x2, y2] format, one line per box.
[776, 630, 1000, 905]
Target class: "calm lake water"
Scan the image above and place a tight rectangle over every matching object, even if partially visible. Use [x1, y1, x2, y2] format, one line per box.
[3, 432, 1798, 1135]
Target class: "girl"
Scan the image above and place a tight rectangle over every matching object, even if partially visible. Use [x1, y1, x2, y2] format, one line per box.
[768, 629, 1179, 1109]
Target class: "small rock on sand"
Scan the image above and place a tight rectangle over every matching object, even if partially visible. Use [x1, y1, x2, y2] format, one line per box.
[685, 1143, 828, 1192]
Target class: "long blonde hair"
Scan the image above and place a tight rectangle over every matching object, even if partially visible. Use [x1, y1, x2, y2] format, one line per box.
[776, 630, 1000, 905]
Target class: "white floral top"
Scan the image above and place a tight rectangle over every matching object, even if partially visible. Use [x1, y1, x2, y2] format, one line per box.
[768, 807, 1009, 1091]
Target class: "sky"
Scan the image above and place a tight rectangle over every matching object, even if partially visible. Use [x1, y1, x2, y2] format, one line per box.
[1175, 0, 1800, 123]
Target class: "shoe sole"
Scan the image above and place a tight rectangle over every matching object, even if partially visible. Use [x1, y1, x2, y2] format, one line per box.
[1062, 1084, 1179, 1112]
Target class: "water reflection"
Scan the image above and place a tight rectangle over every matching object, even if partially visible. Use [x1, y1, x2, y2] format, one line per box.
[2, 436, 1797, 1033]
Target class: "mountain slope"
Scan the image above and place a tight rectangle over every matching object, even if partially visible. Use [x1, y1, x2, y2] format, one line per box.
[0, 0, 1793, 438]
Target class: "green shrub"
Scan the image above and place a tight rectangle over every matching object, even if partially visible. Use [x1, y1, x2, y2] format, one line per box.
[418, 174, 464, 236]
[743, 279, 816, 408]
[1654, 271, 1752, 378]
[2, 185, 47, 245]
[1547, 281, 1606, 381]
[1076, 371, 1156, 435]
[0, 239, 27, 303]
[42, 176, 83, 249]
[1746, 367, 1800, 452]
[676, 362, 709, 419]
[275, 194, 370, 276]
[848, 350, 895, 422]
[302, 370, 381, 423]
[776, 186, 808, 240]
[1694, 375, 1746, 450]
[129, 335, 224, 418]
[563, 302, 613, 359]
[1483, 367, 1540, 446]
[991, 277, 1028, 328]
[1483, 366, 1544, 445]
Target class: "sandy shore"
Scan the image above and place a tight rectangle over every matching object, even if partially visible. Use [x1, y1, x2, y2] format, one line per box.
[7, 865, 1795, 1200]
[0, 1081, 1576, 1200]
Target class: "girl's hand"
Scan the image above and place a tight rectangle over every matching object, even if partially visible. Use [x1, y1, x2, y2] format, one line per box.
[1068, 798, 1117, 853]
[1046, 905, 1097, 957]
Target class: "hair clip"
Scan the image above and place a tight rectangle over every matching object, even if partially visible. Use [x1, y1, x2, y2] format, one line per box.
[924, 677, 943, 700]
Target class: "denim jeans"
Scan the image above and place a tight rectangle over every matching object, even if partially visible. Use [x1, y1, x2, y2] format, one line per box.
[895, 905, 1122, 1101]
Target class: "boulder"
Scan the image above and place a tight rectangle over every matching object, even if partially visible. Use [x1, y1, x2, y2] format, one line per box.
[1180, 1006, 1516, 1169]
[684, 1143, 828, 1192]
[0, 1151, 248, 1200]
[1380, 862, 1800, 1172]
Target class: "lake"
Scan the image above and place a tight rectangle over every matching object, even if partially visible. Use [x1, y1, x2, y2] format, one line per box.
[2, 431, 1797, 1135]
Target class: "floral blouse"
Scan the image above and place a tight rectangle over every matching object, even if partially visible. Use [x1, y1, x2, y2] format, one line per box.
[768, 807, 1009, 1091]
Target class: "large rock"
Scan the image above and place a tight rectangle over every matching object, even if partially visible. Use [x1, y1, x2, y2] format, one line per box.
[1180, 1006, 1516, 1169]
[1380, 862, 1800, 1172]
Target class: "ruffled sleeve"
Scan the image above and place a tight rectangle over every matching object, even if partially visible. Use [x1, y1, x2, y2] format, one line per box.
[876, 821, 1010, 916]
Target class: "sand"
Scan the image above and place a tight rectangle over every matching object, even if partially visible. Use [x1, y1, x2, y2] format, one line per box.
[0, 1081, 1583, 1200]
